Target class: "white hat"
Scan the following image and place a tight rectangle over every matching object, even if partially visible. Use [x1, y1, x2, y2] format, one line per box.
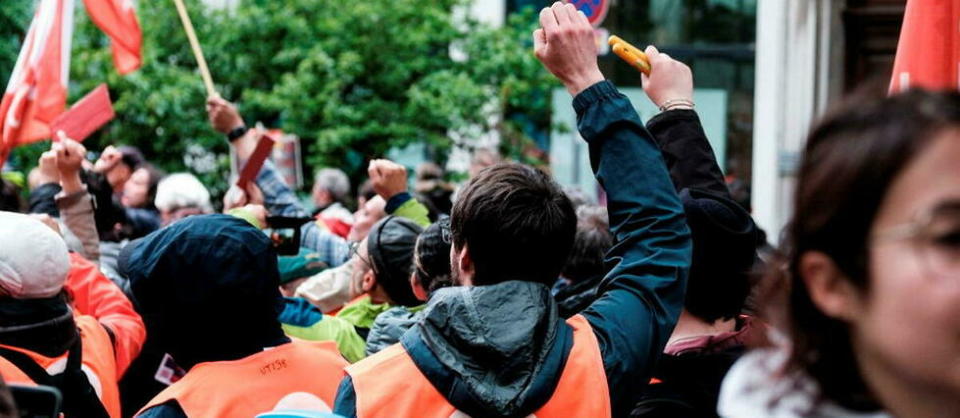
[0, 212, 70, 299]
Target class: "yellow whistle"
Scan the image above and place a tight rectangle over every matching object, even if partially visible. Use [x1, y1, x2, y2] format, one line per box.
[608, 35, 651, 75]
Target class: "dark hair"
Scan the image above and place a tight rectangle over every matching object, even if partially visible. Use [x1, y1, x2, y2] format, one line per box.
[137, 163, 165, 210]
[358, 179, 376, 204]
[451, 163, 576, 286]
[0, 179, 25, 213]
[118, 145, 146, 170]
[414, 216, 454, 293]
[561, 205, 611, 283]
[774, 89, 960, 410]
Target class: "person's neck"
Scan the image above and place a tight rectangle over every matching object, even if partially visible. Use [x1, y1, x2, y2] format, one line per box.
[367, 287, 392, 305]
[856, 340, 960, 418]
[666, 309, 736, 348]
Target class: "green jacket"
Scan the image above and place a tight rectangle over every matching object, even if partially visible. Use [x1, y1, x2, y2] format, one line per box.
[279, 297, 366, 363]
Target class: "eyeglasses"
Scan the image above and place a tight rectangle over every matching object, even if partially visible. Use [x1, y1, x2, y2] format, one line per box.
[349, 241, 378, 276]
[439, 217, 452, 244]
[872, 203, 960, 279]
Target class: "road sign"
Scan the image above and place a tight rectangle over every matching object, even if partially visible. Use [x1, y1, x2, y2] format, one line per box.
[566, 0, 609, 27]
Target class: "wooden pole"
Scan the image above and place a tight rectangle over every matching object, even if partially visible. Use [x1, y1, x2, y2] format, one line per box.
[171, 0, 216, 97]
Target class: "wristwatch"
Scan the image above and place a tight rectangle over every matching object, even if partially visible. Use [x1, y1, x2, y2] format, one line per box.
[226, 126, 248, 142]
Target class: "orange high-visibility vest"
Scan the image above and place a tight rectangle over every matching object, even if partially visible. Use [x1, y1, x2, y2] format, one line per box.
[0, 315, 121, 418]
[346, 314, 612, 418]
[137, 340, 348, 417]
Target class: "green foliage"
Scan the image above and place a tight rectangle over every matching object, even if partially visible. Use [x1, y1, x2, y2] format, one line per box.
[1, 0, 556, 193]
[0, 0, 32, 88]
[1, 0, 556, 195]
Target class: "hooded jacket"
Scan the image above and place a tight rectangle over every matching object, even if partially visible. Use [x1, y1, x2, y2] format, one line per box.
[120, 215, 294, 417]
[333, 81, 692, 417]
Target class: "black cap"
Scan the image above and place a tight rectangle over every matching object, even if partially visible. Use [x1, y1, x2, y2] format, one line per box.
[366, 216, 423, 307]
[681, 188, 758, 321]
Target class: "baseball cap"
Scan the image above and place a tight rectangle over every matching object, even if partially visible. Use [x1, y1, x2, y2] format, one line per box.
[0, 211, 70, 299]
[278, 248, 328, 285]
[366, 216, 423, 307]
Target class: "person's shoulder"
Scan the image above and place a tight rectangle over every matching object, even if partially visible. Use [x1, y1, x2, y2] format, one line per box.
[136, 400, 187, 418]
[718, 348, 890, 418]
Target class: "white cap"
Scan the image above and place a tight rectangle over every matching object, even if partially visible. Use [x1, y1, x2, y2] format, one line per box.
[0, 212, 70, 299]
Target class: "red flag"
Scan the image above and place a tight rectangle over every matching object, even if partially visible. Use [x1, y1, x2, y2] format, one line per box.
[82, 0, 142, 74]
[890, 0, 960, 93]
[0, 0, 75, 166]
[50, 84, 115, 142]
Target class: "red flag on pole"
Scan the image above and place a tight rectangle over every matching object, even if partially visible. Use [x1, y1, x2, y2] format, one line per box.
[0, 0, 75, 166]
[82, 0, 142, 75]
[889, 0, 960, 93]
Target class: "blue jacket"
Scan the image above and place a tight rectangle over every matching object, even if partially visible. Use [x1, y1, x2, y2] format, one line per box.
[333, 81, 692, 417]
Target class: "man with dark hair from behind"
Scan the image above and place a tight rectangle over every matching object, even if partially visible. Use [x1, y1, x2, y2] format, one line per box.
[333, 3, 692, 417]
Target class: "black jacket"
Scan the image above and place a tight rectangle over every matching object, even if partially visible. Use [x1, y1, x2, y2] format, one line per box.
[646, 109, 730, 198]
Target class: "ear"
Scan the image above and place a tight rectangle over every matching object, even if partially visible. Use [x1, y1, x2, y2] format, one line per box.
[361, 269, 377, 293]
[799, 251, 864, 321]
[456, 244, 475, 286]
[410, 273, 428, 302]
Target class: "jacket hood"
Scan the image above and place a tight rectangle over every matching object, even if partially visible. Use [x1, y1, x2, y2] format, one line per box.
[411, 280, 570, 417]
[119, 214, 287, 369]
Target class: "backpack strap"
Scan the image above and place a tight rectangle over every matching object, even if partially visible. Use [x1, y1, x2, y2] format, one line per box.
[0, 335, 110, 418]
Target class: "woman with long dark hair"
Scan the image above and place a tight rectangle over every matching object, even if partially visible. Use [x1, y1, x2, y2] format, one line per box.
[719, 89, 960, 417]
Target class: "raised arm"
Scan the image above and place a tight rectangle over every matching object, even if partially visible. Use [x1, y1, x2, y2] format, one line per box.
[54, 137, 102, 263]
[640, 48, 729, 197]
[208, 96, 352, 267]
[368, 159, 430, 227]
[535, 4, 692, 415]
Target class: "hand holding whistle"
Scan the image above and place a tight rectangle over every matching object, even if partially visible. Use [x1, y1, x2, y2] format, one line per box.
[608, 35, 651, 75]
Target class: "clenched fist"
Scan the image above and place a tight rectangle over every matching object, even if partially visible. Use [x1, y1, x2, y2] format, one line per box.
[368, 159, 409, 200]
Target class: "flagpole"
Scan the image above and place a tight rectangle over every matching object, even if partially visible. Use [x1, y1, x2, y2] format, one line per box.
[171, 0, 216, 97]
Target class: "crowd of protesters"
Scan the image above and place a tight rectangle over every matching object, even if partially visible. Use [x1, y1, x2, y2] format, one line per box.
[1, 2, 959, 417]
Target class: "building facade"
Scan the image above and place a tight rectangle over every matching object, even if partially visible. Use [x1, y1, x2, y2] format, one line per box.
[485, 0, 906, 241]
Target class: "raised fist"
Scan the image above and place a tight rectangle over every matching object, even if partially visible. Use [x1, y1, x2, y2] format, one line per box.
[533, 2, 605, 96]
[368, 159, 409, 200]
[53, 133, 87, 178]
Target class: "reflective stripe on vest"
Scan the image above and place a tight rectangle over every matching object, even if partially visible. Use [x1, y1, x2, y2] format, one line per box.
[346, 314, 612, 418]
[137, 340, 348, 417]
[0, 315, 121, 418]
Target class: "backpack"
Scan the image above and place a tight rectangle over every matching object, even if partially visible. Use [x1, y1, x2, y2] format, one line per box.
[0, 335, 110, 418]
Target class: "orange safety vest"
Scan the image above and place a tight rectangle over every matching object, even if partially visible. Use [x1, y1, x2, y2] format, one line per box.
[346, 314, 612, 418]
[138, 340, 348, 417]
[0, 315, 121, 418]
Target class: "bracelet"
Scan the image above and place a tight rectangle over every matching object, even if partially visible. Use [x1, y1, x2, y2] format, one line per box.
[226, 126, 248, 142]
[658, 99, 695, 112]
